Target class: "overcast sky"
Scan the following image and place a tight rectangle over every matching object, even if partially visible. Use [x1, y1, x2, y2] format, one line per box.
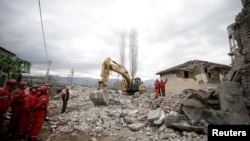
[0, 0, 243, 80]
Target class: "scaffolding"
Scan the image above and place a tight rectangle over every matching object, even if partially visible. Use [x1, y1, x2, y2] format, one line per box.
[0, 52, 31, 73]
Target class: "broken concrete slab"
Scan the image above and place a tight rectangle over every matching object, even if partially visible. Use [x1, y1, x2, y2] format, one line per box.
[218, 81, 250, 122]
[164, 111, 180, 124]
[147, 107, 162, 121]
[182, 106, 250, 124]
[181, 98, 204, 108]
[167, 122, 205, 134]
[94, 126, 104, 134]
[59, 126, 75, 134]
[128, 123, 146, 131]
[154, 110, 165, 125]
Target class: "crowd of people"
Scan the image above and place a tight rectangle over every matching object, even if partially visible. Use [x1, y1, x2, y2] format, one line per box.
[0, 79, 50, 141]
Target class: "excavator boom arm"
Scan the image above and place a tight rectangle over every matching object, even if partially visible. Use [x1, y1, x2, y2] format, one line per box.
[100, 57, 131, 91]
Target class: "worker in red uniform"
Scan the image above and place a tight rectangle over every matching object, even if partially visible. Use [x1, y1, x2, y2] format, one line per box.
[7, 81, 27, 137]
[42, 83, 50, 121]
[154, 79, 160, 99]
[16, 85, 38, 140]
[0, 79, 16, 130]
[28, 85, 49, 141]
[160, 78, 168, 96]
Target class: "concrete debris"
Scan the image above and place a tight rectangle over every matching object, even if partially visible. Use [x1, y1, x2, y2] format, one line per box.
[147, 107, 162, 121]
[153, 110, 165, 125]
[109, 98, 121, 105]
[128, 123, 146, 131]
[164, 111, 180, 124]
[182, 106, 249, 124]
[218, 81, 250, 122]
[39, 85, 250, 140]
[167, 122, 206, 134]
[58, 126, 74, 134]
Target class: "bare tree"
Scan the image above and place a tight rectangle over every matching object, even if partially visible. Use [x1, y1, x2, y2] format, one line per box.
[117, 32, 126, 90]
[129, 29, 138, 78]
[120, 32, 126, 67]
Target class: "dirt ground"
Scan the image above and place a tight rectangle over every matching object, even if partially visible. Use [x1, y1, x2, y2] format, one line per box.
[0, 106, 120, 141]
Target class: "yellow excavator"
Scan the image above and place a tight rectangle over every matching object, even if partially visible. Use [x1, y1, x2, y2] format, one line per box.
[89, 57, 147, 106]
[98, 57, 146, 93]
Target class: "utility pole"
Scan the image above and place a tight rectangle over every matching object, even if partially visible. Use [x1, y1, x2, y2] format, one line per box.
[67, 73, 70, 85]
[70, 68, 75, 85]
[45, 60, 51, 83]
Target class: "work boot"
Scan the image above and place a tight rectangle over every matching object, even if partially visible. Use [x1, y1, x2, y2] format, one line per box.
[28, 136, 40, 141]
[6, 127, 15, 138]
[16, 133, 25, 140]
[16, 133, 27, 140]
[16, 133, 22, 139]
[6, 133, 13, 139]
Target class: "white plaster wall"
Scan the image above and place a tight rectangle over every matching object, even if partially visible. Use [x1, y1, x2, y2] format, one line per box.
[195, 73, 208, 83]
[162, 73, 213, 93]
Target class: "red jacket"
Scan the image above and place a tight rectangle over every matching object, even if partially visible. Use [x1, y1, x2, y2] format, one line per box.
[33, 94, 48, 112]
[12, 88, 25, 105]
[0, 87, 12, 114]
[23, 92, 36, 112]
[160, 80, 167, 90]
[154, 81, 160, 89]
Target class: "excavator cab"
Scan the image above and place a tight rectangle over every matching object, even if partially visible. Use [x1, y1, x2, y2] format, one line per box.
[127, 77, 145, 94]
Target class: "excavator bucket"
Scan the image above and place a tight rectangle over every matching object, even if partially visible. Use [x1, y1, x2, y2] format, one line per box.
[89, 89, 109, 106]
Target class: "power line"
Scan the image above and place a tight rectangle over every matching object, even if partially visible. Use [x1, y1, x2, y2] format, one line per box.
[38, 0, 52, 82]
[38, 0, 50, 61]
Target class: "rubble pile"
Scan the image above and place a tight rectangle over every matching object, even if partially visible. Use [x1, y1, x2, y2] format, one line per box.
[46, 85, 209, 141]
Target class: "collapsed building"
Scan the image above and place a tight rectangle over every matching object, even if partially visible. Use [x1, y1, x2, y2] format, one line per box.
[227, 0, 250, 105]
[219, 0, 250, 119]
[156, 60, 231, 93]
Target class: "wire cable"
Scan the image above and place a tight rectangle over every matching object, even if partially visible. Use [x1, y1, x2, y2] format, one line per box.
[38, 0, 50, 61]
[38, 0, 53, 82]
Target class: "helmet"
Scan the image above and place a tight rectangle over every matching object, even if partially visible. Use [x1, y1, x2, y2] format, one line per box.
[30, 85, 38, 93]
[43, 83, 50, 89]
[39, 85, 47, 93]
[18, 81, 26, 89]
[30, 85, 38, 89]
[44, 83, 49, 86]
[37, 87, 41, 91]
[7, 79, 17, 86]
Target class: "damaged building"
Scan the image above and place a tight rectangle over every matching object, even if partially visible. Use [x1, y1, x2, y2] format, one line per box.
[156, 60, 231, 93]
